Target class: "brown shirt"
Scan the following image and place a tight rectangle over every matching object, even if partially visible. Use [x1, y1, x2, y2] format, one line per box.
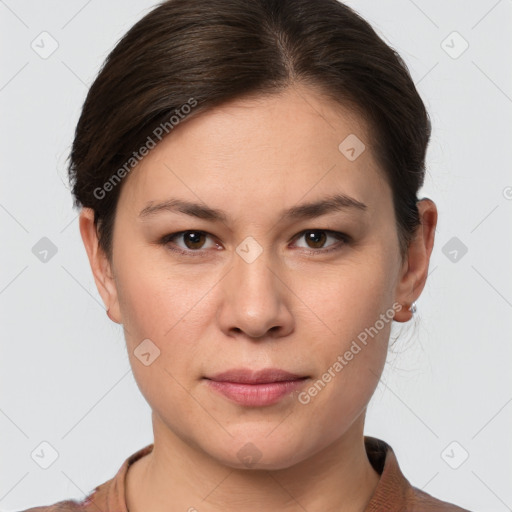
[22, 436, 473, 512]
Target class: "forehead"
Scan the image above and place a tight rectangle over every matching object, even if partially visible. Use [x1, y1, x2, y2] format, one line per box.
[117, 85, 389, 222]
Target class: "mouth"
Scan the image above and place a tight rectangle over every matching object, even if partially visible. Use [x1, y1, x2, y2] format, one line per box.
[203, 368, 309, 407]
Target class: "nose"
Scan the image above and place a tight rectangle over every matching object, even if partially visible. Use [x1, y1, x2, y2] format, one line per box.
[217, 247, 295, 340]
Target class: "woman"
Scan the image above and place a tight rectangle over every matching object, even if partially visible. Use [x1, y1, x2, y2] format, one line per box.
[24, 0, 473, 510]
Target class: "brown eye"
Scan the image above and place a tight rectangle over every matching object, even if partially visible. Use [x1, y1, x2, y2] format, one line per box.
[304, 230, 327, 249]
[160, 229, 348, 257]
[293, 229, 349, 254]
[160, 230, 218, 254]
[182, 231, 207, 250]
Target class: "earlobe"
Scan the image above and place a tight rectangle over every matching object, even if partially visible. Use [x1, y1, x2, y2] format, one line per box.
[393, 198, 438, 323]
[106, 307, 120, 324]
[78, 207, 122, 324]
[393, 301, 417, 323]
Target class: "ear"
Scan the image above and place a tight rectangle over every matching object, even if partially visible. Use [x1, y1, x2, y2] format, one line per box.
[394, 198, 438, 322]
[79, 207, 122, 324]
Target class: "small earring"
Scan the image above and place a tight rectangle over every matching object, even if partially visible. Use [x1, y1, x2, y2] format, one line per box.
[408, 302, 417, 315]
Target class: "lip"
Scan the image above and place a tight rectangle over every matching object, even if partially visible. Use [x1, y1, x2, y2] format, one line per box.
[203, 368, 309, 407]
[206, 368, 305, 384]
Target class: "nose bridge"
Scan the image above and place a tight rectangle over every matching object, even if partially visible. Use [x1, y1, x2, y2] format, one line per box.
[219, 235, 292, 337]
[231, 235, 278, 306]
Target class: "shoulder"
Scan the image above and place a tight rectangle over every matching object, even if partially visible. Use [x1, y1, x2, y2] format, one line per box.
[407, 485, 475, 511]
[17, 479, 109, 512]
[18, 444, 154, 512]
[19, 498, 87, 511]
[18, 481, 109, 512]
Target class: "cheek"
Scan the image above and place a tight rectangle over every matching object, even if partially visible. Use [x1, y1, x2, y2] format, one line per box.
[296, 312, 390, 448]
[118, 278, 203, 426]
[115, 251, 202, 342]
[295, 257, 394, 410]
[300, 253, 396, 344]
[114, 256, 216, 402]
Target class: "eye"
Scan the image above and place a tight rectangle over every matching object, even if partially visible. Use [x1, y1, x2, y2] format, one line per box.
[159, 229, 349, 256]
[159, 231, 220, 255]
[292, 229, 349, 254]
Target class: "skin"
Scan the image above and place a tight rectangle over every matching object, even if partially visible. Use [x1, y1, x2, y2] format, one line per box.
[79, 84, 437, 512]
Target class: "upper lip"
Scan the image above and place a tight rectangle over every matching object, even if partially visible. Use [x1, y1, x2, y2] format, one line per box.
[205, 368, 307, 384]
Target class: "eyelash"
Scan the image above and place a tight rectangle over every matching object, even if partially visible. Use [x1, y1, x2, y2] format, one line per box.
[158, 229, 350, 257]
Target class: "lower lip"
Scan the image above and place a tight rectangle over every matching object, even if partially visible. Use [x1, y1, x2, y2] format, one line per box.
[205, 378, 308, 407]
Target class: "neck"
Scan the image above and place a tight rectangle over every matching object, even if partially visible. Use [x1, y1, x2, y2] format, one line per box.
[126, 413, 380, 512]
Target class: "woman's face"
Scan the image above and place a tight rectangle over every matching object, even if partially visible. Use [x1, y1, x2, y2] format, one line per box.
[84, 85, 418, 469]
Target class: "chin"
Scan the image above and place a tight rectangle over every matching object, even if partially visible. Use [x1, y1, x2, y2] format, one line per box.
[207, 430, 311, 471]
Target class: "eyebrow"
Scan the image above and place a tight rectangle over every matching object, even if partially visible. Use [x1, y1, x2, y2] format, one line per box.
[138, 193, 367, 223]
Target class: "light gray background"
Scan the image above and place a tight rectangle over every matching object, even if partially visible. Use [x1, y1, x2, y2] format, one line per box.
[1, 1, 511, 511]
